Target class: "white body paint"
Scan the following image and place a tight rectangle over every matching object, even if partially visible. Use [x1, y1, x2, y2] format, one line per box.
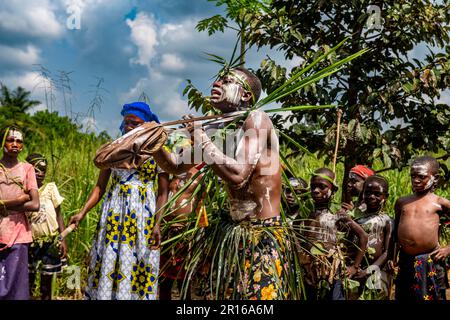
[264, 187, 273, 212]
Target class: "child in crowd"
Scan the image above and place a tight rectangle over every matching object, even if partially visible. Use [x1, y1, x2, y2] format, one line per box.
[347, 175, 393, 299]
[159, 162, 207, 300]
[283, 175, 309, 221]
[391, 156, 450, 300]
[26, 153, 67, 300]
[301, 168, 368, 300]
[342, 165, 375, 211]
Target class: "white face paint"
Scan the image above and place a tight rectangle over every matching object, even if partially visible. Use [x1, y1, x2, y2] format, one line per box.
[326, 189, 332, 198]
[411, 164, 429, 176]
[424, 175, 435, 190]
[223, 82, 242, 105]
[8, 130, 23, 140]
[210, 70, 250, 109]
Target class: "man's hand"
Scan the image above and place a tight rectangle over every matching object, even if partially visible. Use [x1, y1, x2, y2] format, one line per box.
[431, 246, 450, 261]
[68, 212, 85, 228]
[150, 225, 161, 250]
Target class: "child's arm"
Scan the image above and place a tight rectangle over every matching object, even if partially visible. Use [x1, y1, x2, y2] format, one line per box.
[1, 194, 31, 208]
[347, 220, 369, 276]
[151, 172, 170, 250]
[68, 169, 111, 227]
[430, 196, 450, 261]
[55, 205, 68, 258]
[5, 190, 40, 212]
[338, 215, 368, 277]
[387, 199, 402, 270]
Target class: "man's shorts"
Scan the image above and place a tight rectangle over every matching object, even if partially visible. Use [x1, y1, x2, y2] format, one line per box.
[28, 241, 67, 275]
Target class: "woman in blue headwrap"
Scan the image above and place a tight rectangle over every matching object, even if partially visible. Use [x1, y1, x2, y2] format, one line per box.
[69, 102, 169, 300]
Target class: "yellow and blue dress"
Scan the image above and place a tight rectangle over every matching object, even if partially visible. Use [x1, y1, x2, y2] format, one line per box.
[85, 159, 160, 300]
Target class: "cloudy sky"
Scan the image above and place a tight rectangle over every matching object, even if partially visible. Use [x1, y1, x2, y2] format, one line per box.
[0, 0, 297, 137]
[0, 1, 448, 137]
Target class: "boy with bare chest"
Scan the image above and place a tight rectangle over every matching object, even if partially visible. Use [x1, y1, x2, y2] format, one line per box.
[392, 156, 450, 300]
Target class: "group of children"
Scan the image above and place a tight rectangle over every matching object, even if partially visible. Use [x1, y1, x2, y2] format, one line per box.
[285, 159, 449, 300]
[0, 125, 449, 301]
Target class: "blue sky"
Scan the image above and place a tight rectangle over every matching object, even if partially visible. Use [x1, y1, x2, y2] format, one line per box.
[0, 1, 448, 137]
[0, 0, 297, 137]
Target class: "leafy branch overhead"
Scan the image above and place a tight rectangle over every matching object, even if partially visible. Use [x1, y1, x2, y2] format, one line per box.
[239, 0, 449, 198]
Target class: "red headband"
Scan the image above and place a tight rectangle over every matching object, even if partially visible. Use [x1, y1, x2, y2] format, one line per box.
[350, 165, 375, 179]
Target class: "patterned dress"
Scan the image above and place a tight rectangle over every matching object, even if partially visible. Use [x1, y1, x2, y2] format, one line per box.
[85, 159, 160, 300]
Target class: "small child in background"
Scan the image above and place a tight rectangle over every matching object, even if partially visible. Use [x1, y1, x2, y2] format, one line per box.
[282, 176, 309, 221]
[348, 175, 393, 299]
[342, 165, 375, 212]
[301, 168, 368, 300]
[26, 153, 67, 300]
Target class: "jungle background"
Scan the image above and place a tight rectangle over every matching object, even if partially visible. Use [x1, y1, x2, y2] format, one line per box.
[0, 0, 449, 299]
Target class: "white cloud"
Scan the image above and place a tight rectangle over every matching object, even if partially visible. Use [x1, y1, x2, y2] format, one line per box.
[0, 71, 41, 91]
[121, 72, 193, 123]
[126, 12, 158, 67]
[0, 45, 40, 67]
[0, 0, 63, 39]
[160, 53, 185, 71]
[0, 71, 48, 114]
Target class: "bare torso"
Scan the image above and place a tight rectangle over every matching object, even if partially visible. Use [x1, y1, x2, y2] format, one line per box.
[225, 111, 281, 221]
[396, 193, 444, 256]
[166, 167, 203, 223]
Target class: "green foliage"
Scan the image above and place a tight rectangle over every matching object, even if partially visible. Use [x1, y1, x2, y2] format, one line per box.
[243, 0, 450, 198]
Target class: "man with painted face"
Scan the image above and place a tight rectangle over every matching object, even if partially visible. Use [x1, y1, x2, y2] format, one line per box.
[301, 168, 368, 300]
[69, 102, 169, 300]
[0, 127, 40, 300]
[391, 156, 450, 300]
[153, 67, 294, 300]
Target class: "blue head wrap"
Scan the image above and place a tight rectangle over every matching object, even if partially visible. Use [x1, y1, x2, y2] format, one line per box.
[119, 101, 160, 134]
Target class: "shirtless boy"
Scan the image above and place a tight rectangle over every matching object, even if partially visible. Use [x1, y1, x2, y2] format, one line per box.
[392, 156, 450, 300]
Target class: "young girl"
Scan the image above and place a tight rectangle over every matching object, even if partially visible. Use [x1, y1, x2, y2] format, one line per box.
[0, 127, 40, 300]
